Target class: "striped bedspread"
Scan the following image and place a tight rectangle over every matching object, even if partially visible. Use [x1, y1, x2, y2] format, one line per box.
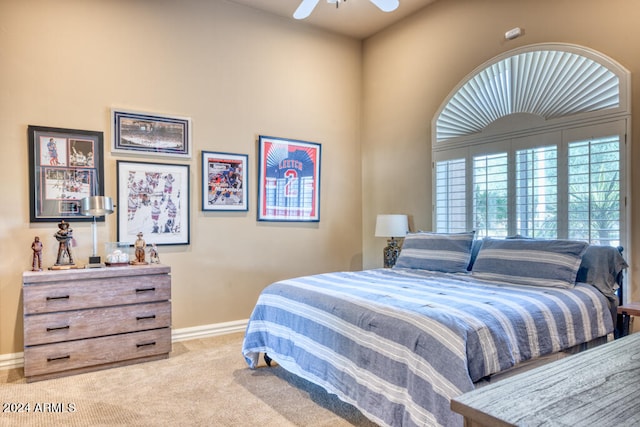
[242, 268, 613, 427]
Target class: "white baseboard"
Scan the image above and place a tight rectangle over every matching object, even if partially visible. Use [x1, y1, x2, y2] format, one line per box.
[0, 319, 249, 371]
[171, 319, 248, 342]
[0, 352, 23, 371]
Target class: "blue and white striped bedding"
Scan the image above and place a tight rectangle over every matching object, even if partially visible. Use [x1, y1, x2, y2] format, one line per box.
[242, 268, 614, 427]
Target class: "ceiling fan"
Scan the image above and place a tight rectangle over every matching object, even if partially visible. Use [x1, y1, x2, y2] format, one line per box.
[294, 0, 400, 20]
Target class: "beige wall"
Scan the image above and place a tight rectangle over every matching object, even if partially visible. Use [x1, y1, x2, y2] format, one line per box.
[0, 0, 363, 355]
[362, 0, 640, 304]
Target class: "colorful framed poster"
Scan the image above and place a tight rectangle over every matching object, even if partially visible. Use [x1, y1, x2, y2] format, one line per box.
[111, 109, 192, 158]
[201, 151, 248, 211]
[116, 160, 190, 245]
[257, 135, 321, 222]
[28, 125, 105, 222]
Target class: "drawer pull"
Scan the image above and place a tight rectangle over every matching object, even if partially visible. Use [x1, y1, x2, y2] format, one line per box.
[46, 295, 70, 301]
[135, 287, 156, 293]
[46, 325, 70, 332]
[136, 315, 156, 321]
[136, 341, 156, 348]
[47, 355, 70, 362]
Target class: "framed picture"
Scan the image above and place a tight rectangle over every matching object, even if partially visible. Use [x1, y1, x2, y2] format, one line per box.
[111, 109, 192, 158]
[28, 125, 105, 222]
[257, 135, 321, 222]
[116, 160, 190, 245]
[201, 151, 248, 211]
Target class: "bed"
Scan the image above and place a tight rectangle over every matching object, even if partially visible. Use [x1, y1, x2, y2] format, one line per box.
[242, 233, 628, 427]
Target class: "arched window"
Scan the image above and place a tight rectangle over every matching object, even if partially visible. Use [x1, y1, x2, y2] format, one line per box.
[432, 43, 630, 249]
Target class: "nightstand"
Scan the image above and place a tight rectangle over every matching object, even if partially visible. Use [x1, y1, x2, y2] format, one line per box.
[617, 302, 640, 338]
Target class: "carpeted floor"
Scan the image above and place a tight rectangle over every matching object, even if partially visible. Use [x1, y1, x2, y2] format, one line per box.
[0, 332, 378, 426]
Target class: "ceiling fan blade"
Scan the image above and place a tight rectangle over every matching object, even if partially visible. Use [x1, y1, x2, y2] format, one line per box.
[293, 0, 321, 19]
[369, 0, 400, 12]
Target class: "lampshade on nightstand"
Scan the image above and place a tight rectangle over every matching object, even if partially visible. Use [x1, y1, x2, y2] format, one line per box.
[80, 196, 114, 268]
[375, 214, 409, 268]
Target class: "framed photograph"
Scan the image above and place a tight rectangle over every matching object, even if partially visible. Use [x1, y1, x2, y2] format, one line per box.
[28, 125, 105, 222]
[257, 135, 321, 222]
[111, 109, 192, 158]
[116, 160, 190, 245]
[201, 151, 248, 211]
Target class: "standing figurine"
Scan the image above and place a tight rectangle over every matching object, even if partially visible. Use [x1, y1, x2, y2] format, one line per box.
[133, 232, 147, 264]
[54, 220, 75, 266]
[149, 243, 160, 264]
[31, 236, 43, 271]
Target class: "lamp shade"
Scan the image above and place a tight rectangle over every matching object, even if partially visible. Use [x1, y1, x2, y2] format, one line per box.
[375, 214, 408, 238]
[80, 196, 114, 217]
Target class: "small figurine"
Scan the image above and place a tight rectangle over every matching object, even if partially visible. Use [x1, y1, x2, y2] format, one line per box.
[31, 236, 43, 271]
[54, 220, 75, 266]
[149, 243, 160, 264]
[133, 232, 148, 265]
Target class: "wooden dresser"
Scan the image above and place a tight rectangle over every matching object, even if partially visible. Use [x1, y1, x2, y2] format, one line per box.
[22, 264, 171, 382]
[451, 333, 640, 427]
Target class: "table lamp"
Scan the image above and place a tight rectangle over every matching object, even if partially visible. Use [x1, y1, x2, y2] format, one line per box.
[375, 214, 409, 268]
[80, 196, 114, 268]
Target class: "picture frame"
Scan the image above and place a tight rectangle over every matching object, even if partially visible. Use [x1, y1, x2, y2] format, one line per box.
[111, 109, 192, 158]
[28, 125, 105, 223]
[116, 160, 190, 245]
[257, 135, 321, 222]
[201, 151, 248, 211]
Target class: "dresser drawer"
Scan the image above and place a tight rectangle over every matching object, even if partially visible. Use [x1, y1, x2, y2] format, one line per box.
[23, 274, 171, 314]
[24, 301, 171, 346]
[24, 328, 171, 377]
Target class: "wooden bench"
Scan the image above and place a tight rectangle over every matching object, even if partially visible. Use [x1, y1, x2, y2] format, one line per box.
[451, 333, 640, 426]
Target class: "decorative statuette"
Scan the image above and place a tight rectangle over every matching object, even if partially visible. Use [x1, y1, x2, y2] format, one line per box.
[53, 220, 76, 269]
[31, 236, 43, 271]
[132, 232, 148, 265]
[149, 243, 160, 264]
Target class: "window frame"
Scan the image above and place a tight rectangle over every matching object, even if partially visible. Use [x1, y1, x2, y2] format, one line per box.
[431, 44, 631, 301]
[433, 122, 627, 241]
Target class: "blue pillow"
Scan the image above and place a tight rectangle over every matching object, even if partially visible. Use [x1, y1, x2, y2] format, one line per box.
[471, 238, 588, 288]
[576, 245, 628, 299]
[394, 232, 475, 273]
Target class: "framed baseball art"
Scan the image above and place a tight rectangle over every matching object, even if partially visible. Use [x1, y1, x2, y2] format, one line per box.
[111, 109, 192, 158]
[257, 135, 321, 222]
[28, 125, 105, 222]
[201, 151, 248, 211]
[116, 160, 190, 245]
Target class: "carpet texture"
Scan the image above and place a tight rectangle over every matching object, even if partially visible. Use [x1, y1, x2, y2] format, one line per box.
[0, 332, 378, 426]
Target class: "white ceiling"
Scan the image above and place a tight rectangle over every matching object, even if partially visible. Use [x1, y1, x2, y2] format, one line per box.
[228, 0, 436, 39]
